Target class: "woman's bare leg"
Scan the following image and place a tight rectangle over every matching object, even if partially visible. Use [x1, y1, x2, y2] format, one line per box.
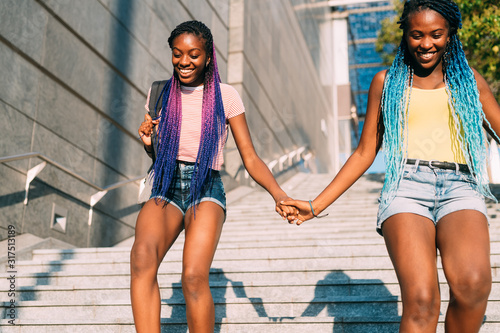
[131, 200, 184, 333]
[436, 210, 491, 333]
[382, 213, 441, 332]
[182, 202, 225, 333]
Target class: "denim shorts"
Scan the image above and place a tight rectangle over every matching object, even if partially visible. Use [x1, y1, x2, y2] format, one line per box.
[150, 161, 226, 216]
[376, 162, 487, 235]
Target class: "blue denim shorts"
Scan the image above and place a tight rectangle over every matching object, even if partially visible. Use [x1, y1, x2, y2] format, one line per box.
[376, 162, 487, 235]
[150, 161, 226, 216]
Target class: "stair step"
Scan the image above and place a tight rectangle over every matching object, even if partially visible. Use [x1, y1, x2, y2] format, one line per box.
[6, 279, 500, 303]
[2, 310, 500, 333]
[2, 172, 498, 332]
[0, 296, 399, 319]
[7, 253, 500, 275]
[3, 316, 499, 333]
[7, 267, 500, 288]
[28, 240, 500, 262]
[4, 297, 500, 319]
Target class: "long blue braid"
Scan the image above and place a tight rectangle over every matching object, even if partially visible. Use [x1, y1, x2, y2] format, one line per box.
[151, 21, 226, 213]
[380, 0, 499, 208]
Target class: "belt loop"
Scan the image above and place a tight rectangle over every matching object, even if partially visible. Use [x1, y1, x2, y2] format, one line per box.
[413, 158, 420, 174]
[453, 161, 459, 174]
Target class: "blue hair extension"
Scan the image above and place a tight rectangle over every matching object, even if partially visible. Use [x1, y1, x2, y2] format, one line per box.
[443, 34, 499, 200]
[379, 42, 413, 207]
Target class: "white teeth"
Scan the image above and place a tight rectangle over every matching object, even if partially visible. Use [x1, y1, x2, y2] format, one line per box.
[419, 52, 435, 60]
[179, 69, 193, 74]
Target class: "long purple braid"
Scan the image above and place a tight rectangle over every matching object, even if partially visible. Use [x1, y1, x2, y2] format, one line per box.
[151, 21, 226, 212]
[191, 44, 226, 206]
[150, 76, 181, 199]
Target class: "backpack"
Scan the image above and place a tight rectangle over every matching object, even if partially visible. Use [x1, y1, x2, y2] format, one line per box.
[146, 80, 168, 163]
[138, 80, 167, 203]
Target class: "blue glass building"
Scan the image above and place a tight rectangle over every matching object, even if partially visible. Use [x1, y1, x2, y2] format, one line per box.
[337, 1, 396, 141]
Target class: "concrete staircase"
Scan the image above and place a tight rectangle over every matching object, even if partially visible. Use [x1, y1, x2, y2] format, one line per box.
[1, 172, 500, 332]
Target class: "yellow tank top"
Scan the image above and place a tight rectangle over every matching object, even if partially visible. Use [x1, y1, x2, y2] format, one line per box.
[406, 87, 466, 163]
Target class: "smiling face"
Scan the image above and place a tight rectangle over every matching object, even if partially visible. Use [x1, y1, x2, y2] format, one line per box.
[171, 33, 210, 87]
[405, 8, 450, 74]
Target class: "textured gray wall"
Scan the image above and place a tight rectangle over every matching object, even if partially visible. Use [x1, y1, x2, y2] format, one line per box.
[0, 0, 333, 247]
[226, 0, 334, 178]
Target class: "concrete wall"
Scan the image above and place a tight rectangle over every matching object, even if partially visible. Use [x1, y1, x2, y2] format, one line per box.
[226, 0, 334, 178]
[0, 0, 334, 247]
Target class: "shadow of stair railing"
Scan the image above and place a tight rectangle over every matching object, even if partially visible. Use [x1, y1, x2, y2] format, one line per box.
[20, 251, 76, 302]
[1, 250, 75, 323]
[161, 267, 269, 333]
[159, 268, 400, 332]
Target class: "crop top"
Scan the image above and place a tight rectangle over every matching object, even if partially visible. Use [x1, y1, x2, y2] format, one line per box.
[145, 83, 245, 170]
[406, 87, 466, 164]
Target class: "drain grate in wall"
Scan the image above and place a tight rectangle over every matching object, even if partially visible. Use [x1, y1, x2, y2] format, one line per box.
[51, 203, 68, 233]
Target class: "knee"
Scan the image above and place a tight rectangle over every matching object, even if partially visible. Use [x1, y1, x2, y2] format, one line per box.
[182, 269, 209, 299]
[449, 270, 492, 305]
[404, 288, 441, 321]
[130, 243, 159, 278]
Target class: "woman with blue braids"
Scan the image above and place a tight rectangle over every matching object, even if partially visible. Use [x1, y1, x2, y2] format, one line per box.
[283, 0, 500, 331]
[132, 20, 295, 333]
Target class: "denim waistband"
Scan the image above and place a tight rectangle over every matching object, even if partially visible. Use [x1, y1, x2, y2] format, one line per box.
[177, 160, 196, 166]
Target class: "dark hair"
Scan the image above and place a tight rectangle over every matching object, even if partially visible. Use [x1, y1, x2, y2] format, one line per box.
[397, 0, 462, 36]
[168, 20, 214, 55]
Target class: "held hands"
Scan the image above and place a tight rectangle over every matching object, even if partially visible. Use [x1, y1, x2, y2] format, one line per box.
[280, 199, 318, 225]
[275, 195, 300, 222]
[138, 113, 160, 146]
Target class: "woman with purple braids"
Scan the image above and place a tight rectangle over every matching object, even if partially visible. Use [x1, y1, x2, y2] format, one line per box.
[132, 20, 295, 332]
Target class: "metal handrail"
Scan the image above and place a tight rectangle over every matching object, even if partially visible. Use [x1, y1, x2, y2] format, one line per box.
[1, 148, 311, 226]
[0, 152, 144, 226]
[1, 152, 103, 190]
[237, 146, 310, 180]
[266, 146, 309, 174]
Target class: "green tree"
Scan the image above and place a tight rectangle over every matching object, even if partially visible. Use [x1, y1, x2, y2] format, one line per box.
[375, 0, 500, 100]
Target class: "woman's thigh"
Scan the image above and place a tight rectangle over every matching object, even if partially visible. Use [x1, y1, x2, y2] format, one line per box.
[382, 213, 440, 297]
[182, 202, 225, 274]
[436, 210, 491, 290]
[132, 199, 185, 266]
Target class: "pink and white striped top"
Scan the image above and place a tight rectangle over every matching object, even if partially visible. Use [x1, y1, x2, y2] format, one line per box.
[145, 83, 245, 170]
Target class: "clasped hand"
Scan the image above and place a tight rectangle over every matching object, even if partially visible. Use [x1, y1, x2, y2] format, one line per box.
[275, 198, 316, 225]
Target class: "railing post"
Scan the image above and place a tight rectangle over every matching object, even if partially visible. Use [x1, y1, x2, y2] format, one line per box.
[297, 146, 306, 159]
[303, 153, 313, 169]
[88, 190, 108, 226]
[267, 160, 278, 173]
[287, 151, 297, 165]
[278, 155, 288, 171]
[25, 162, 47, 205]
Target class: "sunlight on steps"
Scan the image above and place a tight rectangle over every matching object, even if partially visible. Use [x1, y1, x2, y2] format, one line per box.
[1, 172, 500, 332]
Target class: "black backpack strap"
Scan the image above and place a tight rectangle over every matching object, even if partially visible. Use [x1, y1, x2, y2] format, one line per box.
[148, 80, 168, 118]
[146, 80, 168, 162]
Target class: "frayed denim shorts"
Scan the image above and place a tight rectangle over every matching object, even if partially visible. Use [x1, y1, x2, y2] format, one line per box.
[150, 161, 226, 216]
[376, 162, 487, 235]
